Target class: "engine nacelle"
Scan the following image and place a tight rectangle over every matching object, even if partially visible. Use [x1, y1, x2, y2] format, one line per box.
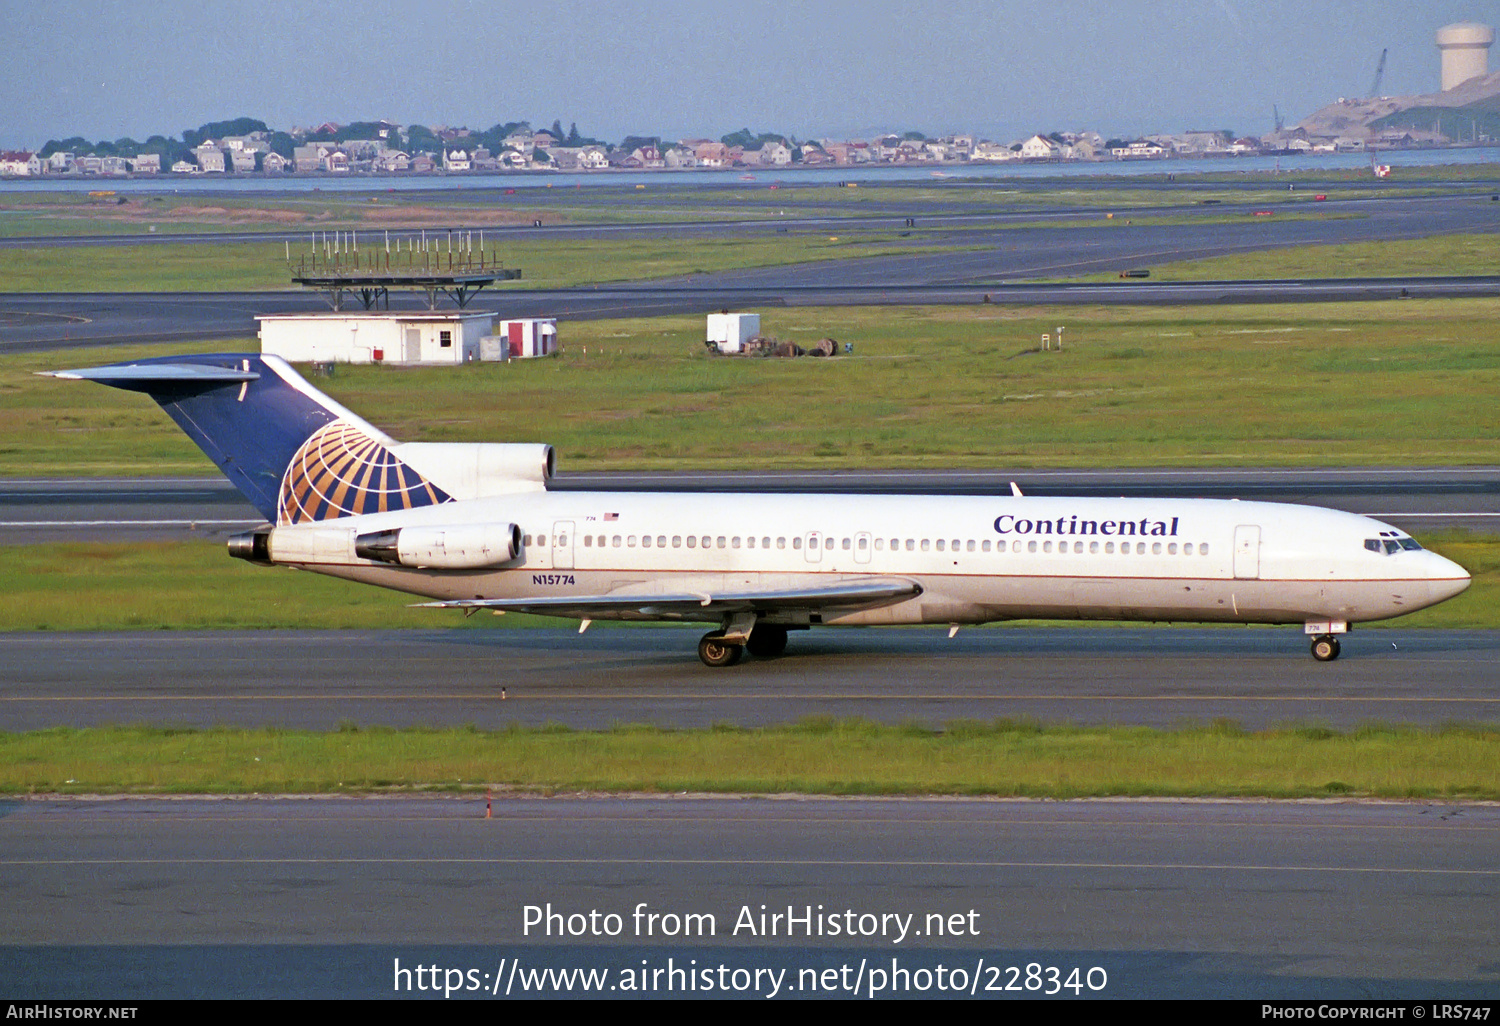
[355, 522, 523, 570]
[388, 443, 554, 499]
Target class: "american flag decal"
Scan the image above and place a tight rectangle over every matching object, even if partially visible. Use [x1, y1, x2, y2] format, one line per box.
[278, 421, 451, 525]
[604, 512, 619, 521]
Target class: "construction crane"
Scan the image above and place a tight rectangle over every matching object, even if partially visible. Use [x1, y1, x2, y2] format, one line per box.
[1273, 104, 1284, 132]
[1368, 48, 1388, 98]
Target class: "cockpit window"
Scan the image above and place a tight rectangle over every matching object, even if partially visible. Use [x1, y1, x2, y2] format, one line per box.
[1399, 538, 1422, 551]
[1365, 539, 1381, 553]
[1383, 540, 1401, 555]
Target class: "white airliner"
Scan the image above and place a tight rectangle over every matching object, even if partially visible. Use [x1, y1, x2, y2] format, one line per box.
[51, 354, 1471, 666]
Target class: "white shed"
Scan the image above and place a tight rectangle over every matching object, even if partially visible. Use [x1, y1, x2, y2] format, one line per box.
[256, 312, 497, 365]
[497, 318, 558, 358]
[707, 312, 761, 353]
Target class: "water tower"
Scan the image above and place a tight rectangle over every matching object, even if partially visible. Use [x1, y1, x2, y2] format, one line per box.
[1436, 22, 1495, 91]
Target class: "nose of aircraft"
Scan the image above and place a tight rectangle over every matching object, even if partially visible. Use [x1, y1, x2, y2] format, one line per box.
[1423, 550, 1472, 605]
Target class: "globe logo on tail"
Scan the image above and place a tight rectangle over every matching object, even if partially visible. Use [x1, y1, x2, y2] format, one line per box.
[278, 421, 450, 525]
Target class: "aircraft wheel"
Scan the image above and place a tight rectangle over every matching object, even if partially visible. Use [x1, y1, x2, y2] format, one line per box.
[1310, 635, 1341, 662]
[745, 625, 789, 659]
[698, 633, 743, 667]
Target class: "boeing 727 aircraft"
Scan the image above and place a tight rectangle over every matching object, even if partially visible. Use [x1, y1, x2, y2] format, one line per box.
[50, 354, 1471, 666]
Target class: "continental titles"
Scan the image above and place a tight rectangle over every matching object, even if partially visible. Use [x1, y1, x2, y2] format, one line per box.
[994, 514, 1179, 537]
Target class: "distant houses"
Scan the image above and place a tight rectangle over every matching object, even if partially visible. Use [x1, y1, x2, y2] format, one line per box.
[21, 112, 1466, 180]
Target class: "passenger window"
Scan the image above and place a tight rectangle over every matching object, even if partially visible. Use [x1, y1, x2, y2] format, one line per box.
[967, 540, 975, 552]
[906, 539, 915, 551]
[672, 536, 681, 548]
[1043, 541, 1053, 553]
[628, 536, 637, 547]
[642, 536, 651, 548]
[921, 539, 931, 552]
[875, 539, 885, 551]
[936, 540, 945, 552]
[1137, 542, 1147, 554]
[1200, 544, 1209, 556]
[702, 536, 712, 548]
[746, 537, 754, 549]
[982, 540, 991, 552]
[762, 537, 771, 549]
[857, 537, 867, 550]
[1028, 540, 1037, 553]
[843, 538, 852, 550]
[793, 537, 802, 550]
[1184, 543, 1193, 555]
[613, 536, 622, 547]
[732, 537, 741, 549]
[687, 536, 696, 548]
[658, 536, 666, 547]
[583, 535, 592, 547]
[1152, 542, 1162, 554]
[777, 537, 786, 549]
[1105, 541, 1114, 553]
[524, 534, 532, 546]
[1089, 541, 1099, 553]
[1168, 543, 1177, 554]
[537, 535, 546, 546]
[952, 540, 961, 551]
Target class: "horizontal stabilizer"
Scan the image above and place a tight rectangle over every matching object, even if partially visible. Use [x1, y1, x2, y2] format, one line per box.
[42, 364, 259, 385]
[413, 577, 921, 620]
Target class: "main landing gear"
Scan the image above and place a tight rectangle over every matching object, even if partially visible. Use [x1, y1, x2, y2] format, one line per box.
[697, 633, 743, 667]
[1310, 635, 1341, 662]
[698, 619, 791, 667]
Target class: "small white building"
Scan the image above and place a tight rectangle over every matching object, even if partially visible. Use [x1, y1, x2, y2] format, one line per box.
[257, 312, 497, 365]
[706, 312, 761, 353]
[492, 318, 557, 358]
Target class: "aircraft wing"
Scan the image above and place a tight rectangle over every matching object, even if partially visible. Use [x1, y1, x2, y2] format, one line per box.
[412, 577, 921, 619]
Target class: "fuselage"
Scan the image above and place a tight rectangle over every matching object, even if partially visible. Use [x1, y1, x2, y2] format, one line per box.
[273, 491, 1471, 628]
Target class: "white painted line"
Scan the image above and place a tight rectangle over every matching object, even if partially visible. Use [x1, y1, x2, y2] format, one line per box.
[1361, 513, 1500, 518]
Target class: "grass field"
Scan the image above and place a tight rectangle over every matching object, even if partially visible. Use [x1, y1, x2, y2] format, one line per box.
[1136, 232, 1500, 280]
[11, 299, 1500, 475]
[0, 233, 961, 292]
[0, 174, 1442, 238]
[3, 720, 1495, 799]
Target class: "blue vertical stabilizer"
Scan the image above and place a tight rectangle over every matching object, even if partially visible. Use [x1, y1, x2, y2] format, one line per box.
[47, 354, 449, 524]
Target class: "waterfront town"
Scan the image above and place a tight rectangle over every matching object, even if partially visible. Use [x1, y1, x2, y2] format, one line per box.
[0, 116, 1479, 180]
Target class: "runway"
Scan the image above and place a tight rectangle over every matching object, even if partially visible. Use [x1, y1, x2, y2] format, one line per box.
[4, 467, 1496, 543]
[4, 627, 1498, 731]
[3, 796, 1497, 998]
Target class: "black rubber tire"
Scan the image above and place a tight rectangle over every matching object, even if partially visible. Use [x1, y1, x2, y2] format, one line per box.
[698, 633, 744, 667]
[745, 625, 789, 659]
[1310, 636, 1341, 662]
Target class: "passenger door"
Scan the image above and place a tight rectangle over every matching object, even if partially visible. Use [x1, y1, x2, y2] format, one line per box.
[1233, 525, 1260, 580]
[552, 521, 575, 570]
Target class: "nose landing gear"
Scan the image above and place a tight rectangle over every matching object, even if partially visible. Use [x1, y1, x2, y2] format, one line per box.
[1310, 635, 1341, 662]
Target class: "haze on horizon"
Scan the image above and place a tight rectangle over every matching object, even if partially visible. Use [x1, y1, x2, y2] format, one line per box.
[1, 0, 1492, 150]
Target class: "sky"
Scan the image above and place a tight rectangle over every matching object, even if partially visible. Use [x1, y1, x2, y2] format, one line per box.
[2, 0, 1496, 149]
